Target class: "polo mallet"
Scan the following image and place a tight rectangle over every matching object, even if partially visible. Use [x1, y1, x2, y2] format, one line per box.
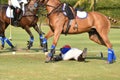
[8, 0, 12, 40]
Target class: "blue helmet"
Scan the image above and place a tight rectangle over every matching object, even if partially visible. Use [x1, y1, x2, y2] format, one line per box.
[60, 45, 71, 54]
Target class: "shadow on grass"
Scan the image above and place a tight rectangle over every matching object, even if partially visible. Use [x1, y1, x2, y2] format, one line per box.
[0, 48, 14, 54]
[0, 47, 43, 54]
[86, 56, 107, 61]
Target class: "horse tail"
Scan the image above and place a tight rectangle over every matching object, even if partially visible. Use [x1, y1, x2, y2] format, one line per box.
[107, 16, 117, 23]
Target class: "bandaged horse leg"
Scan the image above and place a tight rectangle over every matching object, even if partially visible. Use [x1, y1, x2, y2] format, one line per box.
[42, 38, 48, 52]
[88, 28, 116, 63]
[27, 37, 34, 49]
[45, 45, 55, 63]
[43, 30, 54, 52]
[39, 34, 44, 47]
[4, 37, 14, 48]
[97, 29, 116, 64]
[0, 37, 14, 49]
[33, 24, 45, 48]
[108, 48, 116, 63]
[0, 37, 5, 49]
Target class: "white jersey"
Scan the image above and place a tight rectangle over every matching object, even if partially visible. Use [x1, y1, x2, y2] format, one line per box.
[62, 48, 83, 61]
[8, 0, 28, 15]
[8, 0, 21, 8]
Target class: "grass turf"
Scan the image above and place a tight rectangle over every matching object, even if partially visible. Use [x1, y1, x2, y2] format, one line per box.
[0, 25, 120, 80]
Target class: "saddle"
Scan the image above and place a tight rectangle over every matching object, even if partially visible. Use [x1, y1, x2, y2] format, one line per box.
[62, 3, 88, 35]
[62, 3, 74, 20]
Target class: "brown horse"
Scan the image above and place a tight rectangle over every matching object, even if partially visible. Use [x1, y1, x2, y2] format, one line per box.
[39, 0, 116, 63]
[0, 0, 44, 49]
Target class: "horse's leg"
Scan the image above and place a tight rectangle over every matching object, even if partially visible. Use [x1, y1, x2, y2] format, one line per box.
[43, 30, 54, 52]
[0, 36, 5, 49]
[0, 26, 14, 49]
[24, 26, 34, 49]
[33, 24, 44, 48]
[0, 20, 5, 49]
[45, 29, 62, 63]
[89, 27, 116, 63]
[0, 36, 14, 49]
[3, 36, 15, 49]
[96, 27, 116, 63]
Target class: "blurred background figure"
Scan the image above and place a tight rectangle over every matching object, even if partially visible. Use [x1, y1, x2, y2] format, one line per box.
[74, 0, 98, 11]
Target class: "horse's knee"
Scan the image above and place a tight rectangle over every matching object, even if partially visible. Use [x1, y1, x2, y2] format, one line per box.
[27, 37, 34, 49]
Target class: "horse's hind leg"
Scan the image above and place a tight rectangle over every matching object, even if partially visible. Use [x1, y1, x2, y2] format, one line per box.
[33, 24, 44, 48]
[96, 27, 116, 63]
[88, 28, 116, 63]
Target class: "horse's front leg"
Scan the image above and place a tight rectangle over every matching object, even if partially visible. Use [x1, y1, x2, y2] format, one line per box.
[43, 30, 54, 52]
[24, 26, 34, 49]
[45, 29, 62, 63]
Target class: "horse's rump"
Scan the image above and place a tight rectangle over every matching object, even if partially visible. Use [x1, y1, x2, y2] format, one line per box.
[88, 11, 111, 31]
[68, 11, 111, 34]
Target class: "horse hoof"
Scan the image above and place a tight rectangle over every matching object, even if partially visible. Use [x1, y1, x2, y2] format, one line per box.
[27, 46, 31, 49]
[11, 46, 16, 51]
[27, 41, 33, 49]
[45, 54, 54, 63]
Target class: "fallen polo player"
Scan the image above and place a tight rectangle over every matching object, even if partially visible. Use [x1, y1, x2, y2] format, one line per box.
[53, 45, 87, 62]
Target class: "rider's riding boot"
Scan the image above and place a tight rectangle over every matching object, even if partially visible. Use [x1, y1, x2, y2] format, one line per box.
[13, 7, 22, 26]
[78, 48, 87, 62]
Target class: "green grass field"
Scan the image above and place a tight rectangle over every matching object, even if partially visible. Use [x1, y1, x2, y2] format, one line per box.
[0, 25, 120, 80]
